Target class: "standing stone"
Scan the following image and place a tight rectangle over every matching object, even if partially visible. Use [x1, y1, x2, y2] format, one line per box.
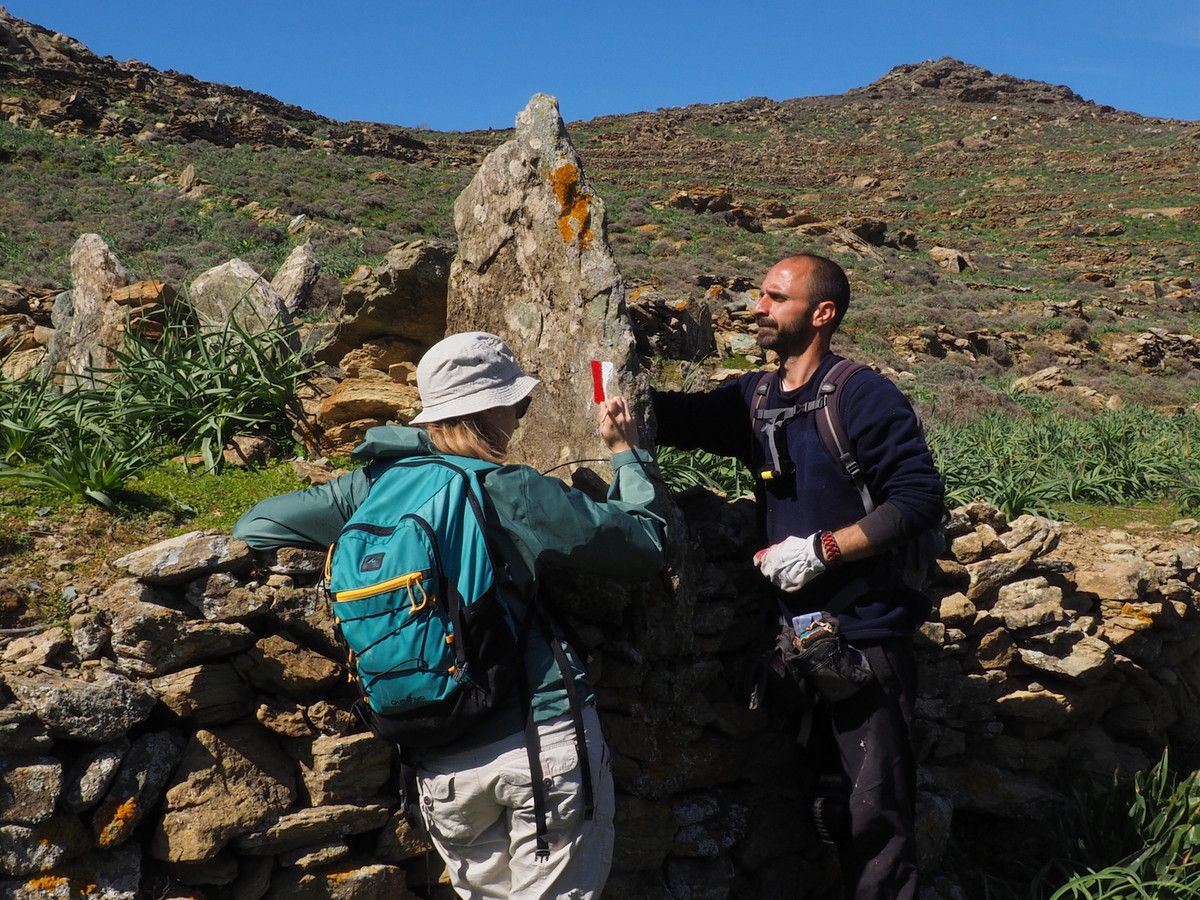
[44, 234, 130, 387]
[189, 258, 294, 336]
[271, 242, 321, 315]
[445, 93, 641, 470]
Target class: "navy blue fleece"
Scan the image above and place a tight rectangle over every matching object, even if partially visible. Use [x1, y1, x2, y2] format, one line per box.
[653, 354, 945, 641]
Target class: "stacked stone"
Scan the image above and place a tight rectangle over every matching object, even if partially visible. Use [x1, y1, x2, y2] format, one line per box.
[1112, 329, 1200, 372]
[916, 503, 1200, 844]
[0, 531, 428, 899]
[2, 504, 1200, 897]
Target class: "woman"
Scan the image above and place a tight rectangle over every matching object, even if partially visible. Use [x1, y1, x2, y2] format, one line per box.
[234, 331, 670, 899]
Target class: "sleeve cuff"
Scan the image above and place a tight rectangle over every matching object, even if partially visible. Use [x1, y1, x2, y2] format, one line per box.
[612, 448, 655, 468]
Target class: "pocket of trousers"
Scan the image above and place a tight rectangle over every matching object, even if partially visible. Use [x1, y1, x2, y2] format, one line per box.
[417, 770, 481, 845]
[500, 743, 584, 830]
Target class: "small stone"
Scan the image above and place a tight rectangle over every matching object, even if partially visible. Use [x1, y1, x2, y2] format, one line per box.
[64, 739, 128, 812]
[0, 756, 62, 824]
[298, 732, 393, 805]
[93, 731, 184, 849]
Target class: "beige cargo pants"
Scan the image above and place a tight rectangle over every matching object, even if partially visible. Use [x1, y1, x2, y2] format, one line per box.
[416, 705, 615, 899]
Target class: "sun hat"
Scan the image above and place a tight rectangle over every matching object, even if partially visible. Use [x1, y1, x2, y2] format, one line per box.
[409, 332, 540, 425]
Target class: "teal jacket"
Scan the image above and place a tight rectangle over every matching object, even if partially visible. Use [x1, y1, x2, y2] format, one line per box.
[233, 425, 671, 748]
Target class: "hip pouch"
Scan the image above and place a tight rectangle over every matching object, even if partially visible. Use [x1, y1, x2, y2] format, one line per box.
[777, 613, 873, 703]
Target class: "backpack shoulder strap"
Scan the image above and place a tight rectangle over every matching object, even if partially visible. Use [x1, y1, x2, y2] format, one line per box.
[814, 359, 875, 514]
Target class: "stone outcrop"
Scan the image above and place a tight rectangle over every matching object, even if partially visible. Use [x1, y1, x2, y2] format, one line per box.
[445, 94, 640, 470]
[316, 240, 452, 368]
[1011, 365, 1108, 409]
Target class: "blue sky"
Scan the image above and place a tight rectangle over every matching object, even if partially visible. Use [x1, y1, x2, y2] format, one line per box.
[8, 1, 1199, 130]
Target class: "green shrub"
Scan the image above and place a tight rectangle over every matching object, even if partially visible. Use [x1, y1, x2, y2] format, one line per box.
[104, 302, 319, 471]
[929, 404, 1200, 519]
[657, 446, 753, 497]
[978, 750, 1200, 899]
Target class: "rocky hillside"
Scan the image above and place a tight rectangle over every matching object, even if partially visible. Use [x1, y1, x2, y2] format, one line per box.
[1, 9, 1197, 414]
[0, 8, 429, 159]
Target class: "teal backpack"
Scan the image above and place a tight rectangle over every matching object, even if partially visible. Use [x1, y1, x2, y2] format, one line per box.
[324, 455, 517, 746]
[324, 454, 595, 858]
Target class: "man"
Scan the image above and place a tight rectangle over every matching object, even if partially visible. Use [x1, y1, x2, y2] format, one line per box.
[653, 254, 944, 900]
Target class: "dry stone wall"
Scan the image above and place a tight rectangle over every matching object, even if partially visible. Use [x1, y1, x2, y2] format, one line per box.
[2, 503, 1198, 898]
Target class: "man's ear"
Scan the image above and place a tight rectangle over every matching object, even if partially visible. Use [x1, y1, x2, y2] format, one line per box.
[811, 299, 838, 328]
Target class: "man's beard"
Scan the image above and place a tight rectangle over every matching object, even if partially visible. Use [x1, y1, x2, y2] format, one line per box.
[756, 318, 811, 355]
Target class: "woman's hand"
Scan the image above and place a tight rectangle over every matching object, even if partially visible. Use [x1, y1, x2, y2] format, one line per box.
[599, 397, 639, 453]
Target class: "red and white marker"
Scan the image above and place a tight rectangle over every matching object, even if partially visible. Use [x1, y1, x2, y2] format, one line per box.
[590, 360, 614, 403]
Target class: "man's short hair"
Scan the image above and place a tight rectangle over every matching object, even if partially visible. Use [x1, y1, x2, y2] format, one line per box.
[784, 253, 850, 328]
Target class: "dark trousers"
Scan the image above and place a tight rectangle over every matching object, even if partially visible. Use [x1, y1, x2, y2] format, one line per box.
[808, 638, 919, 900]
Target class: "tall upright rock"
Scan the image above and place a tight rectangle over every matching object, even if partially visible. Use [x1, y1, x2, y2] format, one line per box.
[46, 234, 130, 387]
[446, 94, 640, 471]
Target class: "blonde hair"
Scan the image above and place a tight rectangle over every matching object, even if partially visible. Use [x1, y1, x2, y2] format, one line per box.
[423, 413, 508, 464]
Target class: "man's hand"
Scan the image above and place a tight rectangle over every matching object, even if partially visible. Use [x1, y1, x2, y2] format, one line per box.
[754, 533, 825, 592]
[599, 396, 640, 453]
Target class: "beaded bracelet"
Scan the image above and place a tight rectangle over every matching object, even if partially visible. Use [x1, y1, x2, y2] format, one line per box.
[819, 530, 843, 567]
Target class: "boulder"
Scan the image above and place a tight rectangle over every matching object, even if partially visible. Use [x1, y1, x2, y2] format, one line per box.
[992, 577, 1066, 630]
[374, 811, 434, 863]
[929, 246, 971, 272]
[0, 812, 91, 877]
[445, 94, 640, 471]
[152, 723, 296, 863]
[271, 242, 321, 315]
[63, 739, 128, 812]
[264, 863, 415, 899]
[235, 634, 343, 697]
[1018, 634, 1114, 683]
[43, 234, 130, 387]
[0, 845, 140, 898]
[317, 240, 453, 367]
[99, 578, 255, 676]
[152, 663, 251, 723]
[4, 670, 155, 742]
[0, 709, 52, 754]
[189, 258, 294, 336]
[184, 572, 269, 621]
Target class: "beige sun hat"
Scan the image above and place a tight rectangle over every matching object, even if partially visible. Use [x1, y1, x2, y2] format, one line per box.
[409, 332, 540, 425]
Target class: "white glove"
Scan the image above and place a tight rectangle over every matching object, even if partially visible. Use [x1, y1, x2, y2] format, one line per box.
[754, 533, 825, 592]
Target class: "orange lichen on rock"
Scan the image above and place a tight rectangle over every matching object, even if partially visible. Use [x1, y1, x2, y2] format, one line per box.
[549, 163, 593, 248]
[96, 796, 137, 847]
[25, 875, 68, 891]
